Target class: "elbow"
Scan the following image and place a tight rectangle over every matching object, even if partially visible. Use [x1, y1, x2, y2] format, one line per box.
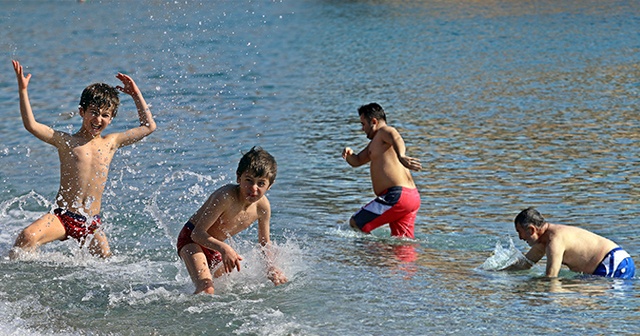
[190, 231, 204, 245]
[146, 121, 157, 133]
[23, 122, 36, 134]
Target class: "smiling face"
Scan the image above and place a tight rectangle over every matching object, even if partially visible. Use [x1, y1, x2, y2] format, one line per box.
[237, 171, 271, 204]
[79, 105, 114, 137]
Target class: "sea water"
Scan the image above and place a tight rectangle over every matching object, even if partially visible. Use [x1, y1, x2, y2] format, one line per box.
[0, 0, 639, 335]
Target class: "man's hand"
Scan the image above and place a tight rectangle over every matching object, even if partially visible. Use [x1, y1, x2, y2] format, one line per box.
[399, 155, 422, 171]
[342, 147, 354, 159]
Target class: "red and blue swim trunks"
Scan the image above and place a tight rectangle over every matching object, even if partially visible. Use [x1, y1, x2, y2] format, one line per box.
[53, 208, 101, 241]
[176, 221, 223, 268]
[352, 186, 420, 238]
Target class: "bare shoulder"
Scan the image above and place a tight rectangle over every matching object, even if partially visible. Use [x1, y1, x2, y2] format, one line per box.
[256, 195, 271, 214]
[210, 183, 240, 202]
[379, 125, 398, 136]
[50, 129, 74, 148]
[551, 224, 610, 246]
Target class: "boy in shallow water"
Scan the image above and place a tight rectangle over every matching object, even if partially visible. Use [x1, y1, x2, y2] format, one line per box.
[506, 207, 635, 279]
[10, 60, 156, 259]
[176, 147, 287, 295]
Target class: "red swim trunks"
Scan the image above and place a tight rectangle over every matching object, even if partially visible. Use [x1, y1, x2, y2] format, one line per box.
[352, 186, 421, 238]
[176, 221, 223, 268]
[53, 208, 101, 241]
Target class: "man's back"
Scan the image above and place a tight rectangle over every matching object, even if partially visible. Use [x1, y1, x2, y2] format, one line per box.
[548, 224, 618, 274]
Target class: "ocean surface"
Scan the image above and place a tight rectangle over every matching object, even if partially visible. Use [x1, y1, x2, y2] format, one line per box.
[1, 0, 639, 335]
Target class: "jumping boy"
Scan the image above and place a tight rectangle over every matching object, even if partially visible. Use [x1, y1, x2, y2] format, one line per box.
[507, 207, 635, 279]
[176, 147, 288, 295]
[9, 60, 156, 259]
[342, 103, 422, 238]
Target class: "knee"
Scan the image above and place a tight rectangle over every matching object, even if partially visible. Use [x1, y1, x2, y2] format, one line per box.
[14, 226, 40, 248]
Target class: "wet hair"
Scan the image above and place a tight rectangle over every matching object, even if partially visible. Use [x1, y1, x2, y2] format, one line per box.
[514, 207, 546, 229]
[236, 146, 277, 185]
[357, 102, 387, 123]
[79, 83, 120, 118]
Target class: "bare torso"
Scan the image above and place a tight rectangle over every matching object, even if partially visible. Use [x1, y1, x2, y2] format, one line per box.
[189, 184, 267, 241]
[54, 131, 118, 217]
[368, 126, 416, 195]
[547, 224, 618, 274]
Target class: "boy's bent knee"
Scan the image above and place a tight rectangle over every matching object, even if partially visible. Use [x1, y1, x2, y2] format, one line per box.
[13, 228, 39, 249]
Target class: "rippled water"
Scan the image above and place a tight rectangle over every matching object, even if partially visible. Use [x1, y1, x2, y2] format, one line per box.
[0, 0, 639, 335]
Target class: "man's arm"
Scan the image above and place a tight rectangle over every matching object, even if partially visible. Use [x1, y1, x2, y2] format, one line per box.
[544, 240, 565, 278]
[113, 73, 156, 148]
[12, 60, 57, 145]
[502, 244, 544, 271]
[342, 143, 371, 167]
[384, 126, 421, 171]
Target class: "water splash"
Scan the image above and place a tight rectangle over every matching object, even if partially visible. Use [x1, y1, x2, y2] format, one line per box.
[478, 237, 532, 271]
[0, 191, 51, 220]
[144, 170, 226, 241]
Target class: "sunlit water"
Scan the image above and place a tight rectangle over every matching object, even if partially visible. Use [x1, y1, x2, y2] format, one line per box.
[0, 0, 639, 335]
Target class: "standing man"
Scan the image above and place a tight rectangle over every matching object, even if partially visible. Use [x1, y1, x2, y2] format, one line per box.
[342, 103, 422, 238]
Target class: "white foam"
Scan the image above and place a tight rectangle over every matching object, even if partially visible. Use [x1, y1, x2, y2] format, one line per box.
[478, 237, 533, 271]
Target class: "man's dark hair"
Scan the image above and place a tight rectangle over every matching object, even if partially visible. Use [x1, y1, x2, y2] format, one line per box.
[357, 102, 386, 123]
[514, 207, 546, 229]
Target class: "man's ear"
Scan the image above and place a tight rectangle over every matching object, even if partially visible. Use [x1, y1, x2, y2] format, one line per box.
[78, 107, 85, 117]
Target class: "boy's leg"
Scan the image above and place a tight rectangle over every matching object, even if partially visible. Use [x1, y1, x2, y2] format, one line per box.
[10, 213, 67, 258]
[179, 243, 215, 294]
[87, 230, 112, 258]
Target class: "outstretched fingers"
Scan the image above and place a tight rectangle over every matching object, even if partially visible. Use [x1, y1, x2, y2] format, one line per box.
[12, 60, 31, 89]
[115, 73, 139, 96]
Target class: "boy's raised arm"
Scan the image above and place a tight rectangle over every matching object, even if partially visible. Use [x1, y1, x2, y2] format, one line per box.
[114, 73, 156, 148]
[12, 60, 57, 145]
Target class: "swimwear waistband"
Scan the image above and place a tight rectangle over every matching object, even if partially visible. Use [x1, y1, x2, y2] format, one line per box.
[184, 221, 195, 230]
[53, 208, 101, 222]
[379, 186, 418, 195]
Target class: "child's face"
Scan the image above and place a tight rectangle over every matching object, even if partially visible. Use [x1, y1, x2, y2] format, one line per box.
[237, 172, 272, 203]
[79, 105, 114, 137]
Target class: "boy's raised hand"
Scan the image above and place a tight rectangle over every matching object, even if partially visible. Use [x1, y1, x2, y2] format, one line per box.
[115, 73, 140, 96]
[12, 60, 31, 90]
